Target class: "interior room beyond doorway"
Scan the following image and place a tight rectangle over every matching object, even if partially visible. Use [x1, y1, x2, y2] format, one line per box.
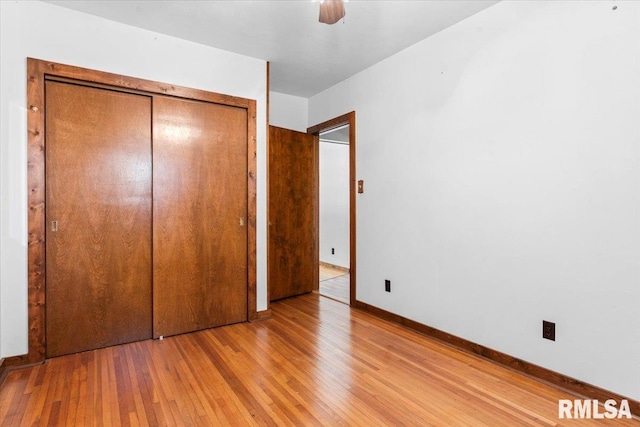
[318, 124, 350, 304]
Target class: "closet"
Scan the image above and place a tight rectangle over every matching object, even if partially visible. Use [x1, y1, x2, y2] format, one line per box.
[153, 96, 248, 338]
[46, 81, 153, 357]
[44, 71, 251, 357]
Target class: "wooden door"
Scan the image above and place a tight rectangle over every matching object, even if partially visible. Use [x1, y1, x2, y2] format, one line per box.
[268, 126, 318, 301]
[45, 81, 152, 357]
[153, 97, 248, 338]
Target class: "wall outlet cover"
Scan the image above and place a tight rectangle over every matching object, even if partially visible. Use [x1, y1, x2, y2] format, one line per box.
[542, 320, 555, 341]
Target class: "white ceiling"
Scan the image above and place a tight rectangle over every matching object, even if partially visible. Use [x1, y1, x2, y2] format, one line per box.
[44, 0, 500, 98]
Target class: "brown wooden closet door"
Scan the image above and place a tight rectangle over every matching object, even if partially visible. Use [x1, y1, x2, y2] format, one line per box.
[45, 81, 152, 357]
[153, 97, 248, 338]
[268, 126, 318, 301]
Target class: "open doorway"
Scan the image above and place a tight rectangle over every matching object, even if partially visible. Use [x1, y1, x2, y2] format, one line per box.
[318, 125, 350, 303]
[308, 112, 356, 306]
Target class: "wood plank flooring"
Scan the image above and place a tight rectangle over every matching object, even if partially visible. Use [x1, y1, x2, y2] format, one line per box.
[319, 264, 346, 282]
[1, 294, 637, 426]
[319, 264, 349, 304]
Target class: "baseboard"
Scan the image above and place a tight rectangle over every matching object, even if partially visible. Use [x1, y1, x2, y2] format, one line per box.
[352, 299, 640, 418]
[250, 309, 273, 322]
[319, 261, 349, 273]
[0, 356, 43, 387]
[0, 358, 5, 386]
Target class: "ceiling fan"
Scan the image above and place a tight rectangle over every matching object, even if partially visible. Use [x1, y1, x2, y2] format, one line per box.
[319, 0, 346, 25]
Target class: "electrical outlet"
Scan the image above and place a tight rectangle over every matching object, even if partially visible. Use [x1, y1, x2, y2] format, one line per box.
[542, 320, 555, 341]
[331, 248, 335, 255]
[385, 280, 391, 292]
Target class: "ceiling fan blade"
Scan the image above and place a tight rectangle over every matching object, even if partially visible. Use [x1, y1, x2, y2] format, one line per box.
[319, 0, 345, 25]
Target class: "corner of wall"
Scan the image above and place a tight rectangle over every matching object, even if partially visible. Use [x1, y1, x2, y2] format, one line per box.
[269, 91, 309, 133]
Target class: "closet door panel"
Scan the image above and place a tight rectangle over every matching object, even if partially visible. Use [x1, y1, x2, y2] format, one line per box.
[153, 97, 248, 338]
[45, 81, 153, 357]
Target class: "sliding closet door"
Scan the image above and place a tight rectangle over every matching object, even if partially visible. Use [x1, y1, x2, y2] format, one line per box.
[45, 81, 152, 357]
[153, 97, 248, 338]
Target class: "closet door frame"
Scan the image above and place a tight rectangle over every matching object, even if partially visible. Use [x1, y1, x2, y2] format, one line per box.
[16, 57, 258, 367]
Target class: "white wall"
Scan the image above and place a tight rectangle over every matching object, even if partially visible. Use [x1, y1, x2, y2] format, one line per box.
[319, 141, 350, 268]
[309, 1, 640, 401]
[0, 0, 268, 358]
[269, 91, 308, 132]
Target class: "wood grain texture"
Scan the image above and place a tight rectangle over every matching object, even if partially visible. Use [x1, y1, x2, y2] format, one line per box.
[2, 293, 637, 425]
[252, 309, 273, 322]
[247, 100, 258, 321]
[45, 81, 153, 357]
[153, 96, 248, 337]
[319, 261, 350, 275]
[308, 111, 356, 305]
[24, 58, 47, 365]
[21, 58, 257, 368]
[318, 0, 346, 24]
[264, 61, 272, 310]
[313, 128, 320, 293]
[352, 299, 640, 418]
[319, 263, 349, 280]
[36, 59, 251, 108]
[347, 115, 357, 306]
[268, 126, 318, 301]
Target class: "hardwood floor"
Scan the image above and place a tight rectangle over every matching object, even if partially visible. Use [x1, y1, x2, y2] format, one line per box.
[1, 294, 637, 426]
[319, 264, 346, 282]
[319, 264, 349, 304]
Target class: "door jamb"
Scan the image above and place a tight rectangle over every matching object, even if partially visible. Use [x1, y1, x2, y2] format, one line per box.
[308, 112, 356, 306]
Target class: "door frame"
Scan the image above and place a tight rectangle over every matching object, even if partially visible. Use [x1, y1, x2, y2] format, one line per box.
[10, 58, 258, 368]
[308, 112, 356, 305]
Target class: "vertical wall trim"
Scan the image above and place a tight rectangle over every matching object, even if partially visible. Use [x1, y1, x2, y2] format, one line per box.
[247, 99, 258, 321]
[264, 62, 271, 307]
